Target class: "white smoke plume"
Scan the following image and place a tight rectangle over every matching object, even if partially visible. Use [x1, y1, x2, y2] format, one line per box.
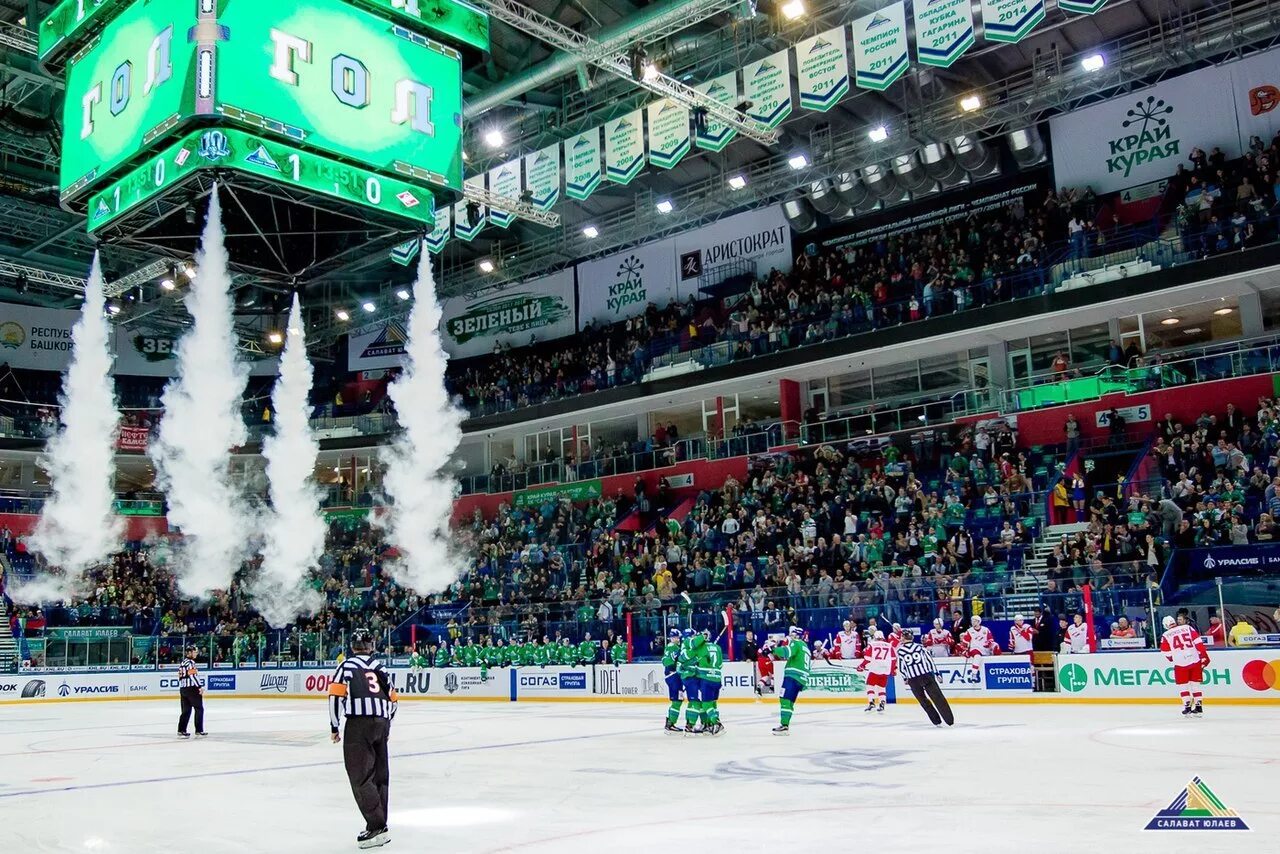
[251, 294, 325, 626]
[20, 254, 122, 603]
[374, 249, 465, 594]
[149, 188, 253, 598]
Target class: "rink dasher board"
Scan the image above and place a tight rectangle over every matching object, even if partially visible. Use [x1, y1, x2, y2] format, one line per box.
[4, 655, 1280, 704]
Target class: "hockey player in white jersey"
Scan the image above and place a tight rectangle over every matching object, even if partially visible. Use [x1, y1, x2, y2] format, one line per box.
[924, 619, 954, 658]
[832, 621, 861, 660]
[1160, 614, 1210, 715]
[857, 630, 894, 713]
[959, 615, 999, 669]
[1007, 614, 1036, 654]
[1064, 612, 1091, 653]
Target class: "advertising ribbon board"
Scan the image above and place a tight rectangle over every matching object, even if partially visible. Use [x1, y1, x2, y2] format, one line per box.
[514, 479, 604, 508]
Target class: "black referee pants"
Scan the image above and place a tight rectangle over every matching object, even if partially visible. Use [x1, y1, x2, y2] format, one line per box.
[178, 687, 204, 734]
[343, 716, 391, 831]
[907, 674, 955, 726]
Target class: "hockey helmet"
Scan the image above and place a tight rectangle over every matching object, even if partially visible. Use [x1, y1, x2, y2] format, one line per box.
[873, 630, 885, 640]
[788, 625, 804, 638]
[350, 628, 376, 653]
[1162, 615, 1176, 630]
[668, 628, 682, 639]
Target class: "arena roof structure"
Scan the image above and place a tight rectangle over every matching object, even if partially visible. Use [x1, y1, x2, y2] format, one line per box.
[0, 0, 1277, 359]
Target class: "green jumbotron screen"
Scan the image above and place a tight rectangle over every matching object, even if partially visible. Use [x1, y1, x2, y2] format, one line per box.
[58, 0, 196, 201]
[214, 0, 464, 191]
[53, 0, 475, 230]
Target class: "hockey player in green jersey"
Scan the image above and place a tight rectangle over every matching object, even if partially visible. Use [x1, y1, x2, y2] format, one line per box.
[661, 628, 684, 733]
[608, 638, 626, 666]
[559, 638, 575, 665]
[535, 638, 552, 667]
[696, 629, 725, 736]
[766, 626, 811, 735]
[577, 634, 597, 666]
[409, 647, 428, 675]
[677, 629, 704, 734]
[433, 644, 449, 668]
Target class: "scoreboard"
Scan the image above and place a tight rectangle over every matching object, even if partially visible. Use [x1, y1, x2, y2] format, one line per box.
[46, 0, 484, 232]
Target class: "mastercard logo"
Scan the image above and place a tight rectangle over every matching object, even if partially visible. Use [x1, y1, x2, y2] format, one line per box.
[1242, 660, 1280, 691]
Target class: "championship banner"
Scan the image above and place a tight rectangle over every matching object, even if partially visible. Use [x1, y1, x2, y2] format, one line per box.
[1058, 0, 1106, 13]
[605, 110, 646, 185]
[743, 50, 792, 128]
[565, 128, 603, 201]
[454, 175, 486, 241]
[646, 98, 691, 170]
[694, 72, 738, 152]
[425, 205, 450, 255]
[488, 161, 521, 228]
[914, 0, 975, 68]
[795, 27, 850, 112]
[436, 268, 576, 359]
[577, 236, 679, 327]
[979, 0, 1045, 44]
[523, 144, 560, 211]
[852, 2, 909, 91]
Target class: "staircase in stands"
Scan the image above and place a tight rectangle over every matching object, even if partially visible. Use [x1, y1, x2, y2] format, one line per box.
[999, 522, 1092, 617]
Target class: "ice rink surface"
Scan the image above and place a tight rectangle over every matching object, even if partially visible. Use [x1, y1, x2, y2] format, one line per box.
[2, 698, 1278, 853]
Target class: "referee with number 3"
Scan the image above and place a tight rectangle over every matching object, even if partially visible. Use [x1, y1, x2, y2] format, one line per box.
[176, 644, 206, 739]
[329, 629, 398, 850]
[895, 634, 955, 727]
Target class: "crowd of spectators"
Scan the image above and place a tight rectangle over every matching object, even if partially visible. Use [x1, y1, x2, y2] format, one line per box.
[1172, 135, 1280, 255]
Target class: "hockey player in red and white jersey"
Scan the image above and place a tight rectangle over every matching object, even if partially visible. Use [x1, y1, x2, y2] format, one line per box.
[924, 619, 955, 658]
[1160, 614, 1210, 715]
[857, 630, 895, 713]
[887, 623, 906, 657]
[1064, 612, 1091, 653]
[832, 621, 861, 661]
[959, 615, 1000, 669]
[1008, 614, 1036, 654]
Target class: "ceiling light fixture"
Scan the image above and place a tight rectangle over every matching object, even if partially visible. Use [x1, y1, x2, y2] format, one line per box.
[787, 153, 808, 170]
[868, 125, 889, 143]
[582, 225, 600, 239]
[478, 259, 496, 273]
[396, 288, 411, 301]
[1213, 307, 1234, 316]
[728, 175, 747, 190]
[1160, 317, 1180, 326]
[655, 199, 674, 214]
[362, 301, 377, 313]
[959, 94, 981, 113]
[483, 128, 504, 148]
[335, 309, 350, 321]
[1081, 53, 1105, 72]
[780, 0, 805, 20]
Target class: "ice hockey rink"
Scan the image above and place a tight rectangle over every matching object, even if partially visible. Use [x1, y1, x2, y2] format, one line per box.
[2, 699, 1278, 853]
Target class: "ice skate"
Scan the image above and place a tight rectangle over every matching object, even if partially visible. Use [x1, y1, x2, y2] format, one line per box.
[771, 725, 789, 736]
[1192, 702, 1203, 716]
[663, 722, 681, 734]
[877, 700, 886, 713]
[864, 702, 876, 713]
[1181, 704, 1194, 716]
[176, 732, 190, 739]
[195, 732, 208, 739]
[707, 722, 724, 736]
[357, 827, 390, 849]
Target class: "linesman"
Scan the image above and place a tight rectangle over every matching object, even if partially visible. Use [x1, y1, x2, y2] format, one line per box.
[329, 629, 398, 850]
[895, 635, 955, 727]
[176, 644, 206, 739]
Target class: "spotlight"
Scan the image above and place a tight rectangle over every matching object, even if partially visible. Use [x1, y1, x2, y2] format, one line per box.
[787, 153, 808, 170]
[184, 204, 196, 225]
[465, 201, 482, 227]
[14, 273, 27, 294]
[182, 262, 196, 280]
[655, 199, 674, 214]
[693, 106, 709, 136]
[1081, 53, 1105, 72]
[629, 46, 648, 81]
[582, 225, 600, 239]
[396, 288, 411, 301]
[519, 189, 534, 204]
[735, 100, 754, 115]
[728, 175, 747, 190]
[642, 61, 660, 82]
[960, 94, 981, 113]
[868, 125, 889, 143]
[160, 278, 177, 291]
[362, 301, 377, 313]
[106, 300, 121, 315]
[335, 309, 350, 321]
[780, 0, 805, 19]
[1160, 317, 1179, 326]
[483, 128, 504, 148]
[478, 259, 495, 273]
[267, 331, 283, 345]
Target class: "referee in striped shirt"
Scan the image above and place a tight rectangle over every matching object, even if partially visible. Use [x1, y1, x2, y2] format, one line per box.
[895, 634, 955, 726]
[329, 629, 398, 850]
[176, 645, 206, 739]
